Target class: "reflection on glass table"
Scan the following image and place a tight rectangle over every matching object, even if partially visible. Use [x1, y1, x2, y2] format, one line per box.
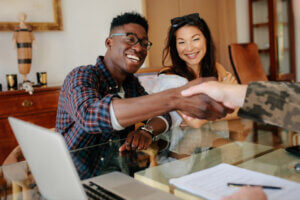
[0, 118, 299, 199]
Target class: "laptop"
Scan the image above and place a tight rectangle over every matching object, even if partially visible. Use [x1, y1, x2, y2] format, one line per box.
[8, 117, 178, 200]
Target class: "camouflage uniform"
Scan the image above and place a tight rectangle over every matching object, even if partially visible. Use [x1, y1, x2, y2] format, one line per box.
[238, 81, 300, 132]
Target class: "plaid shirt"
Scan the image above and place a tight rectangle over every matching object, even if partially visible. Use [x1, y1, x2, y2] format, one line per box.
[56, 56, 171, 150]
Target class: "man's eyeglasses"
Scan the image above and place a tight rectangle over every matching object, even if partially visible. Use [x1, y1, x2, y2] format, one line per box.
[171, 13, 200, 28]
[110, 32, 152, 51]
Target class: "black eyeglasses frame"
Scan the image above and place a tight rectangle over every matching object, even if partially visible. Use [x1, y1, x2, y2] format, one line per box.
[110, 32, 152, 51]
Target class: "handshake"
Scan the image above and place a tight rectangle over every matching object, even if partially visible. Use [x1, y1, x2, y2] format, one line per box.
[177, 77, 247, 121]
[119, 77, 248, 152]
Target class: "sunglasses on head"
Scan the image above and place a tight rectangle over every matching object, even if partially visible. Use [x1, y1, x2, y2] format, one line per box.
[171, 13, 200, 28]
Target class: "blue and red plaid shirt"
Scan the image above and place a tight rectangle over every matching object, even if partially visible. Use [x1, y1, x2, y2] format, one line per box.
[56, 56, 171, 150]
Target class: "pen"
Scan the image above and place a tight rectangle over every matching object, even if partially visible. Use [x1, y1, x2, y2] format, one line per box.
[227, 183, 282, 190]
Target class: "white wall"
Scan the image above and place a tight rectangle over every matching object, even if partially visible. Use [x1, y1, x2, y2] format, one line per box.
[0, 0, 142, 88]
[235, 0, 250, 43]
[1, 0, 299, 88]
[235, 0, 300, 81]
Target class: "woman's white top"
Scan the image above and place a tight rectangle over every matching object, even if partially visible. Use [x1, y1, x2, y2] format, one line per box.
[150, 74, 188, 129]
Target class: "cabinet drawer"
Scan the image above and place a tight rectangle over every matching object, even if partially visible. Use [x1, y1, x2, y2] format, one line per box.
[0, 91, 60, 117]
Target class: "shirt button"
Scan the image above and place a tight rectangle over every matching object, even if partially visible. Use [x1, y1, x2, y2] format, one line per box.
[108, 86, 112, 90]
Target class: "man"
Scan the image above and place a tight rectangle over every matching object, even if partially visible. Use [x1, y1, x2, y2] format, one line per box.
[182, 80, 300, 200]
[56, 12, 230, 152]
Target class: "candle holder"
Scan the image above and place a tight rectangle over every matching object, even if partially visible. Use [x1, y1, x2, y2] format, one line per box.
[6, 74, 18, 90]
[36, 72, 47, 86]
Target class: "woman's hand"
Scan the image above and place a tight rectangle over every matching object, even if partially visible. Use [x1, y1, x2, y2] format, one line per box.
[119, 130, 153, 151]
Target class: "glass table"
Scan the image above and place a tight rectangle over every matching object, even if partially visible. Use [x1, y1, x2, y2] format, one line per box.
[0, 118, 300, 199]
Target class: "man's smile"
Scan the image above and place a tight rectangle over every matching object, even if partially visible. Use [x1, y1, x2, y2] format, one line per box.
[126, 54, 141, 63]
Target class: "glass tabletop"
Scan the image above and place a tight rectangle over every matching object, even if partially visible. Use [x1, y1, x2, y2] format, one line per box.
[1, 118, 300, 199]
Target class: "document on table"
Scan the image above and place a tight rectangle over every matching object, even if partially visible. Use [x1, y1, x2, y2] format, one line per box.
[169, 163, 300, 200]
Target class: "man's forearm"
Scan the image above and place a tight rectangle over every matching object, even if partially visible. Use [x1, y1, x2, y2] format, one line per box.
[114, 78, 229, 128]
[113, 88, 180, 127]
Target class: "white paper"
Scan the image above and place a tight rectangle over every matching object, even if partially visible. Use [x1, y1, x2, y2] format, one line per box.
[169, 163, 300, 200]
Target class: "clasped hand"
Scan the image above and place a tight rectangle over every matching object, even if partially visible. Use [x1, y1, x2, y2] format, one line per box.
[119, 129, 153, 152]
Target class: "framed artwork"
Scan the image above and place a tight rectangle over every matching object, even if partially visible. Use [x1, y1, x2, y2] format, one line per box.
[0, 0, 63, 31]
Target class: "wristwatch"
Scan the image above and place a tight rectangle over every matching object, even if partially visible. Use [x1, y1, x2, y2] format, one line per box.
[138, 124, 158, 141]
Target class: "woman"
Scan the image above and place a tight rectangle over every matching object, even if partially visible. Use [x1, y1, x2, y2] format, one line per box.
[151, 13, 238, 128]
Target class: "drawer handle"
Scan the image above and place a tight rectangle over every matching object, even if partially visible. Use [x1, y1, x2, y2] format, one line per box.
[22, 100, 33, 107]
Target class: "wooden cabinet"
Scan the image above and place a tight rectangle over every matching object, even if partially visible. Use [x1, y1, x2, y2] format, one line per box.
[249, 0, 295, 81]
[0, 86, 61, 163]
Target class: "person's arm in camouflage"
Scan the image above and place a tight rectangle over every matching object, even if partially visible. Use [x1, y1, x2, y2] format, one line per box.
[239, 81, 300, 132]
[181, 81, 300, 132]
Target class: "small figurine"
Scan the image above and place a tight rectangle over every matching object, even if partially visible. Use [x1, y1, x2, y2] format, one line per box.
[22, 81, 34, 95]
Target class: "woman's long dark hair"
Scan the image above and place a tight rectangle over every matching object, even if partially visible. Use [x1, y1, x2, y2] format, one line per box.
[162, 14, 217, 81]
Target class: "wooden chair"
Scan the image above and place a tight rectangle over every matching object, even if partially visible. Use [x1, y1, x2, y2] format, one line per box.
[228, 43, 268, 84]
[228, 43, 281, 147]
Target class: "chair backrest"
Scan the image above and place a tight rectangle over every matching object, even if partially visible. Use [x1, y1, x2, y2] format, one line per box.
[228, 43, 268, 84]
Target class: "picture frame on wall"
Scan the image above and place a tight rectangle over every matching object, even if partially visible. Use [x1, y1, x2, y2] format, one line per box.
[0, 0, 63, 31]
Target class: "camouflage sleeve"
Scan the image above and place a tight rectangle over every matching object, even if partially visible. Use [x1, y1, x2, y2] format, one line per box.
[238, 81, 300, 132]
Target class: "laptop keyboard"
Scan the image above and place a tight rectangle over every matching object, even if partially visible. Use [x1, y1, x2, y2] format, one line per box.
[83, 181, 125, 200]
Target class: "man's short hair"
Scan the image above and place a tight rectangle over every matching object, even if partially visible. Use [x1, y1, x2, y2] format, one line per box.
[110, 12, 148, 33]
